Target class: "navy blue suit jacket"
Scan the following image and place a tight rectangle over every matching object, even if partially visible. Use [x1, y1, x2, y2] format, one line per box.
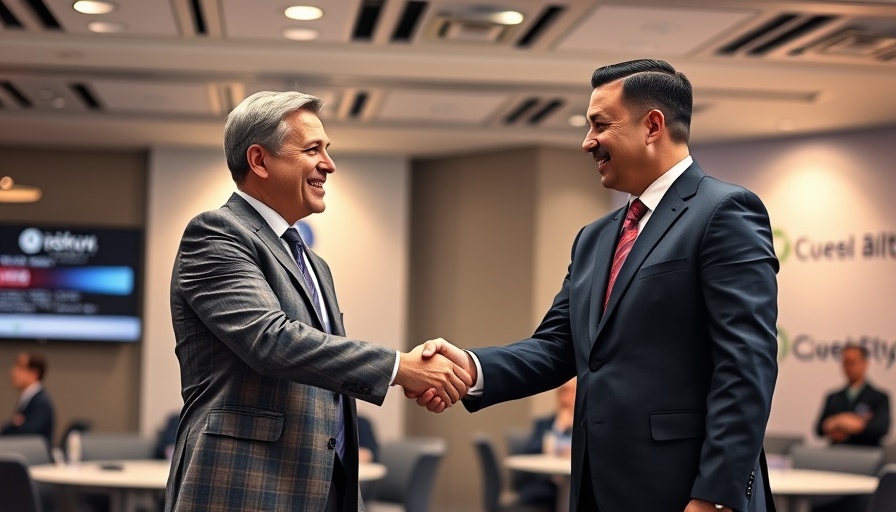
[1, 388, 55, 449]
[815, 382, 891, 446]
[465, 163, 779, 512]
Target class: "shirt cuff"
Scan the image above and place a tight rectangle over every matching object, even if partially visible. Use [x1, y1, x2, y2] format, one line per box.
[388, 350, 400, 385]
[465, 350, 484, 396]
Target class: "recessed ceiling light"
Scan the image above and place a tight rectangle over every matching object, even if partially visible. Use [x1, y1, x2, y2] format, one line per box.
[87, 20, 127, 33]
[73, 1, 117, 15]
[52, 97, 67, 109]
[568, 115, 587, 127]
[284, 6, 324, 21]
[282, 27, 320, 41]
[493, 10, 524, 25]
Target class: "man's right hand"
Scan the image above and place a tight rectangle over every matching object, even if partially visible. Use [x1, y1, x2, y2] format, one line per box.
[405, 338, 477, 412]
[393, 343, 473, 411]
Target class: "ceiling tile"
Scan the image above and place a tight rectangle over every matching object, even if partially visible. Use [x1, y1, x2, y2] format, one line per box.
[377, 90, 507, 124]
[556, 5, 756, 56]
[221, 0, 357, 42]
[44, 0, 180, 36]
[89, 81, 214, 115]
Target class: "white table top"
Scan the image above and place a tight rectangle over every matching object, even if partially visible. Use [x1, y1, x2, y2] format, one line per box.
[505, 455, 880, 498]
[30, 459, 388, 488]
[767, 468, 878, 496]
[30, 459, 170, 490]
[505, 454, 571, 475]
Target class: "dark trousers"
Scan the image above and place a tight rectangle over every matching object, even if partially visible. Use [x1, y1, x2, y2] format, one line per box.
[325, 456, 348, 512]
[577, 455, 599, 511]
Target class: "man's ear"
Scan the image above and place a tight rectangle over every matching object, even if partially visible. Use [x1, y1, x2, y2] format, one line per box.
[246, 144, 269, 179]
[644, 109, 665, 145]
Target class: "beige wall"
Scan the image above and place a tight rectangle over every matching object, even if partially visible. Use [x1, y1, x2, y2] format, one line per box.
[407, 146, 609, 511]
[0, 147, 147, 444]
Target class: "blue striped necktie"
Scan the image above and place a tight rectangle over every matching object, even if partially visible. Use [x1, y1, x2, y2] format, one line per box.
[282, 228, 345, 460]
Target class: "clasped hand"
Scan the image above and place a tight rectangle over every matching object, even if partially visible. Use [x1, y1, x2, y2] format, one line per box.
[395, 338, 477, 413]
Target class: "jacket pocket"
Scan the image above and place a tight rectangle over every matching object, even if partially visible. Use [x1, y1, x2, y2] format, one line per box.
[650, 411, 706, 441]
[638, 258, 688, 280]
[203, 406, 284, 442]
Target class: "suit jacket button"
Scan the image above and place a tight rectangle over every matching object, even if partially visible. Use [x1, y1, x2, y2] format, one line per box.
[327, 437, 337, 450]
[589, 360, 603, 371]
[362, 387, 371, 394]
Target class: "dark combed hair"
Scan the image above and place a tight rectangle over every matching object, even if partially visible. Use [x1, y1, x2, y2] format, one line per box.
[842, 343, 870, 360]
[25, 352, 47, 381]
[590, 59, 692, 144]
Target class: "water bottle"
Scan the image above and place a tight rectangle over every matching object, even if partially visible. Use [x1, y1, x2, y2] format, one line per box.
[67, 430, 82, 466]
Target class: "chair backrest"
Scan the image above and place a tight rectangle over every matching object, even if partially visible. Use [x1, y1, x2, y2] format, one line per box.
[0, 435, 51, 465]
[80, 432, 156, 461]
[763, 433, 804, 455]
[504, 427, 532, 492]
[0, 454, 42, 512]
[790, 444, 885, 476]
[370, 437, 446, 512]
[473, 434, 504, 512]
[869, 463, 896, 512]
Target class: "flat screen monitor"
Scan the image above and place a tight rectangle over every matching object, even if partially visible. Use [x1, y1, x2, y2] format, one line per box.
[0, 224, 143, 342]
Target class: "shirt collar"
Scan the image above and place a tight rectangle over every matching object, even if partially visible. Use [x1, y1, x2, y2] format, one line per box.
[19, 381, 42, 408]
[235, 190, 294, 238]
[629, 155, 693, 210]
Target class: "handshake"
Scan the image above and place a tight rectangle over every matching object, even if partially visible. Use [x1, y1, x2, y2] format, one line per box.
[393, 338, 478, 413]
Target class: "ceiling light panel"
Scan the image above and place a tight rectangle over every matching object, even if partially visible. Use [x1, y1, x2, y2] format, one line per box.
[0, 75, 91, 112]
[44, 0, 179, 36]
[556, 5, 757, 56]
[89, 81, 216, 115]
[222, 0, 351, 42]
[377, 90, 508, 124]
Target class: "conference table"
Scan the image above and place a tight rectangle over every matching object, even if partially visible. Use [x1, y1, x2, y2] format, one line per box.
[504, 454, 879, 512]
[30, 459, 388, 512]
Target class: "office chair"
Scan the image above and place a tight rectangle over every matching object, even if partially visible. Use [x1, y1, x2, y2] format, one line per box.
[0, 435, 57, 512]
[366, 437, 446, 512]
[790, 444, 885, 511]
[869, 463, 896, 512]
[0, 454, 43, 512]
[473, 433, 546, 512]
[79, 432, 156, 461]
[762, 433, 804, 455]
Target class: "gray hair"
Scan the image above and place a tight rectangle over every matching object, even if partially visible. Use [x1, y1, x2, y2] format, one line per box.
[223, 91, 324, 182]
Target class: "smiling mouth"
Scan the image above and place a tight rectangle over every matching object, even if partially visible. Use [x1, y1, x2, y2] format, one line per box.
[592, 149, 610, 169]
[309, 180, 325, 190]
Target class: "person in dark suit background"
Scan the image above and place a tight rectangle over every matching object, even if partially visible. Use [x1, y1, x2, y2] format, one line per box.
[815, 344, 890, 446]
[514, 378, 577, 510]
[2, 352, 55, 450]
[166, 91, 472, 512]
[357, 415, 379, 463]
[414, 59, 779, 512]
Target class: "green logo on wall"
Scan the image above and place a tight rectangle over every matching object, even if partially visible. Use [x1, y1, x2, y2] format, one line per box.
[777, 327, 789, 362]
[773, 228, 790, 263]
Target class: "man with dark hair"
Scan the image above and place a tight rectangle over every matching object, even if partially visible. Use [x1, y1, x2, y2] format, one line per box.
[2, 352, 55, 449]
[414, 59, 779, 512]
[816, 344, 890, 446]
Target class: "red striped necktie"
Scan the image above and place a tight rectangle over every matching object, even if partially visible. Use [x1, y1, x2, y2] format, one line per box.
[604, 199, 648, 310]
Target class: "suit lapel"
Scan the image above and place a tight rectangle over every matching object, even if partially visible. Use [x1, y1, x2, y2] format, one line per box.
[304, 248, 345, 336]
[225, 194, 326, 329]
[595, 164, 704, 337]
[589, 208, 625, 342]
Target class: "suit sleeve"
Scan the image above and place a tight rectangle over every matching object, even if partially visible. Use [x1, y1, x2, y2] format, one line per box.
[855, 389, 890, 444]
[690, 188, 779, 509]
[815, 393, 837, 438]
[173, 212, 395, 403]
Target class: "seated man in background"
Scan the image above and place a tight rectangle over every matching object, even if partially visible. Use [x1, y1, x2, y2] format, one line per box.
[1, 352, 55, 450]
[514, 378, 577, 510]
[815, 344, 890, 446]
[357, 415, 379, 463]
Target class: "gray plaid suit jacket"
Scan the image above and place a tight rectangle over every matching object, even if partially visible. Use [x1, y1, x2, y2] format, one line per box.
[165, 193, 395, 511]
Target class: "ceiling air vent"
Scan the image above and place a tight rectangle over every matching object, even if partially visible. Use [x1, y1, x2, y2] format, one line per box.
[503, 97, 564, 125]
[716, 13, 838, 57]
[425, 4, 524, 44]
[803, 28, 896, 62]
[0, 0, 24, 29]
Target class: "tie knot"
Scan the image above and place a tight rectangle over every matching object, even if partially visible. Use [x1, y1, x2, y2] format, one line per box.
[282, 228, 304, 248]
[626, 199, 648, 225]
